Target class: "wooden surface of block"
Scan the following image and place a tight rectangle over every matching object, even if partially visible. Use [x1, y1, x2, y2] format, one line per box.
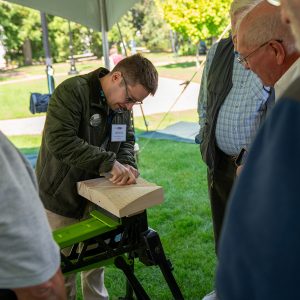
[77, 177, 164, 217]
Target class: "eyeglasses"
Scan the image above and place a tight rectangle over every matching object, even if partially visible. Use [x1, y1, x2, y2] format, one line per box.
[122, 75, 143, 105]
[266, 0, 280, 6]
[236, 39, 283, 67]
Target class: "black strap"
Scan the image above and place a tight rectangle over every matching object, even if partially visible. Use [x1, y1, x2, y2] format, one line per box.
[107, 110, 117, 142]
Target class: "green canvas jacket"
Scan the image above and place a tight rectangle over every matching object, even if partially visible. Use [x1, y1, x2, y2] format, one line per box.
[36, 68, 136, 218]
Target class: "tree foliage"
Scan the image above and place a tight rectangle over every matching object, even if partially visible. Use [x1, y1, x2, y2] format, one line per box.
[0, 1, 42, 63]
[0, 0, 173, 66]
[137, 0, 171, 51]
[156, 0, 231, 44]
[109, 0, 171, 53]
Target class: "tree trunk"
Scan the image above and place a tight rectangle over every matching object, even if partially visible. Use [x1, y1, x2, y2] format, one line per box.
[23, 38, 32, 65]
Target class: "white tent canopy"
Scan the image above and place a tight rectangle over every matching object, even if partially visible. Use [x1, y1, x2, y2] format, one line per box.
[4, 0, 138, 67]
[5, 0, 137, 30]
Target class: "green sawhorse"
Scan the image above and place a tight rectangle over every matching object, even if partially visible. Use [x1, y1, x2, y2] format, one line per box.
[53, 209, 184, 300]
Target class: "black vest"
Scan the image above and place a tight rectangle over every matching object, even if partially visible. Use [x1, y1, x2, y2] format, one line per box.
[200, 38, 275, 171]
[200, 37, 234, 170]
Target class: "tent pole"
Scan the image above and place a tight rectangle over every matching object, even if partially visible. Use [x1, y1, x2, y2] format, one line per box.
[117, 22, 128, 57]
[99, 0, 110, 69]
[68, 20, 78, 75]
[40, 12, 51, 66]
[40, 12, 55, 94]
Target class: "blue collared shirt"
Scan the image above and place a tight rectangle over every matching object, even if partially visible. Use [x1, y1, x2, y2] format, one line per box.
[198, 42, 270, 156]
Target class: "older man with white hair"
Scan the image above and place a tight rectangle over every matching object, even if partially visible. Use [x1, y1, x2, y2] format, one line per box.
[236, 0, 300, 98]
[216, 1, 300, 299]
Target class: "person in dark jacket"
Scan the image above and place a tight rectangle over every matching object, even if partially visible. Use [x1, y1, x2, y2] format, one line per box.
[36, 54, 158, 300]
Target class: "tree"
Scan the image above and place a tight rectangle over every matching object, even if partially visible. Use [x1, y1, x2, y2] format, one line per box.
[0, 1, 42, 64]
[0, 0, 176, 66]
[136, 0, 171, 51]
[108, 9, 135, 53]
[156, 0, 231, 44]
[109, 0, 171, 54]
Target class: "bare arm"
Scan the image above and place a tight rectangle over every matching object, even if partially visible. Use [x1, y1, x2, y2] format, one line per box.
[13, 268, 66, 300]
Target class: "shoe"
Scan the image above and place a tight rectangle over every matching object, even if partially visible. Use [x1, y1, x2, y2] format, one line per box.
[202, 290, 218, 300]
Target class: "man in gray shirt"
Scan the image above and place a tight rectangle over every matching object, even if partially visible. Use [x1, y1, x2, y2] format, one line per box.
[0, 131, 66, 299]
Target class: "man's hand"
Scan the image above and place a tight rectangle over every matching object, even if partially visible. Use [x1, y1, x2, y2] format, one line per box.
[123, 164, 140, 178]
[109, 161, 137, 185]
[236, 165, 243, 177]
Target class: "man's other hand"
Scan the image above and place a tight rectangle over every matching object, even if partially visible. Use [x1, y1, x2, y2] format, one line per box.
[236, 165, 243, 177]
[110, 161, 137, 185]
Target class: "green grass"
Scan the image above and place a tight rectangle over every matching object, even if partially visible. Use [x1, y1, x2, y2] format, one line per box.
[0, 74, 201, 120]
[8, 132, 215, 300]
[157, 61, 202, 83]
[0, 52, 201, 82]
[0, 60, 104, 82]
[8, 134, 41, 153]
[134, 109, 198, 134]
[0, 52, 203, 120]
[0, 75, 69, 119]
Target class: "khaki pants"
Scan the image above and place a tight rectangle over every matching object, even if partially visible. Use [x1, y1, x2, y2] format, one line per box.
[46, 209, 109, 300]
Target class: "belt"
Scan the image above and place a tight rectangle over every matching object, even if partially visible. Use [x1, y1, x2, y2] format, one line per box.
[217, 148, 237, 169]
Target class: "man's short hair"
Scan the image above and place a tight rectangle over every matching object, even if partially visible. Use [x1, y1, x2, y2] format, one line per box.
[230, 0, 261, 18]
[240, 4, 296, 54]
[112, 54, 158, 96]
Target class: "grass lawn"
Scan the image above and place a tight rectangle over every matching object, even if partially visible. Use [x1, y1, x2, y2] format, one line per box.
[0, 75, 70, 120]
[0, 52, 203, 120]
[8, 133, 215, 300]
[157, 61, 202, 83]
[0, 52, 203, 82]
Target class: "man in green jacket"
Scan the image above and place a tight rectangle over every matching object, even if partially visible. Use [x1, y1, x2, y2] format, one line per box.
[36, 54, 158, 300]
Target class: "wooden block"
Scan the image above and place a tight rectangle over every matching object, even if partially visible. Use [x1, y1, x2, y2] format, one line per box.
[77, 177, 164, 218]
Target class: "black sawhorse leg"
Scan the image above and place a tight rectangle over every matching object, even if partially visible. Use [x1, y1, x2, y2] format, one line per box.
[116, 229, 184, 300]
[115, 256, 150, 300]
[143, 230, 184, 300]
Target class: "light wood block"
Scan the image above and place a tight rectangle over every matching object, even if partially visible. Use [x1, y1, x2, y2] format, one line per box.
[77, 177, 164, 217]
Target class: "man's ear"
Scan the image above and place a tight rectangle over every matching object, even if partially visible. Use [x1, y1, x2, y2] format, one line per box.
[270, 40, 285, 65]
[111, 71, 122, 82]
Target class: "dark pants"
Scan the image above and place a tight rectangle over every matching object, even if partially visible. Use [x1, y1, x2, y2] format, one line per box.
[207, 149, 237, 254]
[0, 290, 17, 300]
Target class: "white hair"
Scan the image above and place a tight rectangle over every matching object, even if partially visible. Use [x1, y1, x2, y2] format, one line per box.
[283, 1, 300, 51]
[241, 7, 296, 55]
[229, 0, 261, 18]
[230, 0, 262, 37]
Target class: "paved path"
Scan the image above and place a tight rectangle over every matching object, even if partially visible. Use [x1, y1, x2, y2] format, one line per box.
[0, 76, 200, 136]
[0, 72, 68, 86]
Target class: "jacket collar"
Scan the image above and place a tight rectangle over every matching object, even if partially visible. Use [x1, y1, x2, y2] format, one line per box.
[88, 67, 110, 111]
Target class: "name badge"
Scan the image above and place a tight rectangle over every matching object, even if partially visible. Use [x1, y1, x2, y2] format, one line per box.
[111, 124, 127, 142]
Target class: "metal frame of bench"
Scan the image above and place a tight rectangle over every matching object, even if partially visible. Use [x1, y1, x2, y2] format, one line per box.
[53, 209, 184, 300]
